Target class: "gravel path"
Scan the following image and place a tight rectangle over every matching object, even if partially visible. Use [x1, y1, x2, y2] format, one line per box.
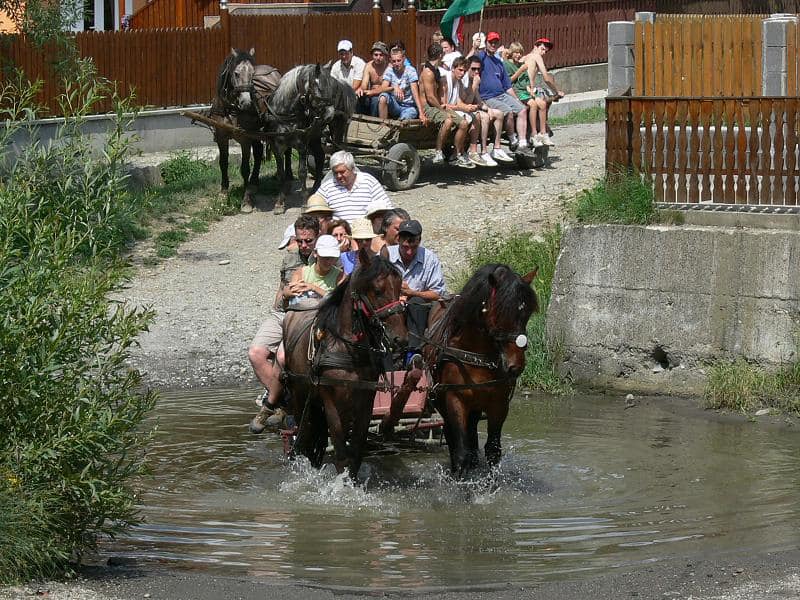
[121, 121, 604, 388]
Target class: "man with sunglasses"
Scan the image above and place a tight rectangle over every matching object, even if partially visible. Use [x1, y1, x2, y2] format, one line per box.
[248, 214, 320, 433]
[357, 41, 390, 116]
[474, 31, 530, 160]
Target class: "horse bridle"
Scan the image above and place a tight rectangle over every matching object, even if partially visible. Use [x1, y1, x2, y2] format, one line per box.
[351, 292, 406, 354]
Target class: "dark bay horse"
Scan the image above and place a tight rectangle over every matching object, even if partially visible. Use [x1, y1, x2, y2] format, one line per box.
[212, 48, 266, 213]
[264, 63, 357, 213]
[281, 248, 407, 480]
[423, 264, 538, 479]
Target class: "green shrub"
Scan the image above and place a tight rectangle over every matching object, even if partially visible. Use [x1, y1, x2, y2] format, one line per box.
[572, 173, 657, 225]
[159, 151, 215, 190]
[452, 228, 570, 394]
[0, 68, 156, 582]
[705, 358, 800, 415]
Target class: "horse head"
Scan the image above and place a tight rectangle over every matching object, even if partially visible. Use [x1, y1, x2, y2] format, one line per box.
[350, 246, 408, 353]
[484, 266, 538, 378]
[220, 48, 256, 112]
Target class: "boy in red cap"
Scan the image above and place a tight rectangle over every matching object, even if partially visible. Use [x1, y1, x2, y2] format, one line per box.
[525, 37, 565, 146]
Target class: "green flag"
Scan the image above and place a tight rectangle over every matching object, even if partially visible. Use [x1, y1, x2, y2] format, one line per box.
[440, 0, 485, 47]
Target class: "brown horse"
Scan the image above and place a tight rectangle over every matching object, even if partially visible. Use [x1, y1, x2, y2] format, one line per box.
[281, 247, 407, 480]
[423, 264, 538, 479]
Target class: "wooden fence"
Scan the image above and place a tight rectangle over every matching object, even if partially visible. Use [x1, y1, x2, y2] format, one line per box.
[607, 96, 800, 206]
[635, 15, 765, 97]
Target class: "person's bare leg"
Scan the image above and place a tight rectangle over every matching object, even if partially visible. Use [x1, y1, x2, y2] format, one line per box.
[493, 110, 505, 149]
[503, 111, 514, 142]
[454, 119, 469, 154]
[515, 109, 528, 144]
[468, 117, 480, 153]
[378, 95, 389, 120]
[248, 345, 274, 390]
[436, 116, 453, 152]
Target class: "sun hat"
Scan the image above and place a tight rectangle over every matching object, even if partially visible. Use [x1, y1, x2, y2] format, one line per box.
[303, 193, 334, 214]
[398, 219, 422, 237]
[486, 31, 501, 43]
[472, 32, 486, 49]
[278, 222, 295, 249]
[337, 39, 353, 52]
[315, 234, 341, 258]
[535, 37, 554, 49]
[350, 218, 375, 240]
[371, 41, 389, 55]
[365, 198, 393, 219]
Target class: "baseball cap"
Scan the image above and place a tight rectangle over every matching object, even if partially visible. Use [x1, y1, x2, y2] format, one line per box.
[278, 222, 295, 249]
[350, 218, 375, 240]
[371, 41, 389, 55]
[535, 37, 554, 49]
[315, 234, 341, 258]
[398, 219, 422, 237]
[365, 198, 392, 219]
[486, 31, 501, 43]
[337, 39, 353, 52]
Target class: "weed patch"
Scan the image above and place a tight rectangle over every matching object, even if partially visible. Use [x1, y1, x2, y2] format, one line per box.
[550, 105, 605, 127]
[572, 173, 657, 225]
[705, 358, 800, 415]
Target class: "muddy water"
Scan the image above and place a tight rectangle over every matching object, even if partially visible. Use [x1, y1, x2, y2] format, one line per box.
[107, 388, 800, 589]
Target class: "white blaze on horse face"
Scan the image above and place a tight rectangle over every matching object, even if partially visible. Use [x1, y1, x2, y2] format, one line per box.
[515, 334, 528, 348]
[233, 61, 255, 110]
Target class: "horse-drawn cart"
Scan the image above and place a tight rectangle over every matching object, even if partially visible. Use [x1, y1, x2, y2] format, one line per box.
[343, 114, 550, 191]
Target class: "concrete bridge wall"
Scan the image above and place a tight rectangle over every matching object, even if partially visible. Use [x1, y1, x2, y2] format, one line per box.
[546, 224, 800, 395]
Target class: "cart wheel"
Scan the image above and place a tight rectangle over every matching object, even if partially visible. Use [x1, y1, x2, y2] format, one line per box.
[383, 143, 420, 191]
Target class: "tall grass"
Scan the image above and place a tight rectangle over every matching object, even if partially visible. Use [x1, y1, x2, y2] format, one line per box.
[704, 358, 800, 415]
[1, 68, 156, 582]
[572, 173, 657, 225]
[450, 227, 569, 394]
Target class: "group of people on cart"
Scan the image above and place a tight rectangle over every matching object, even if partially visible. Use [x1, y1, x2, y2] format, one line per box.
[247, 150, 444, 433]
[328, 30, 565, 168]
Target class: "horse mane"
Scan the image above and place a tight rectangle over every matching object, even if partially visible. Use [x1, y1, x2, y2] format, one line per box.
[269, 64, 357, 121]
[268, 65, 313, 116]
[216, 49, 255, 99]
[316, 255, 399, 337]
[444, 263, 538, 337]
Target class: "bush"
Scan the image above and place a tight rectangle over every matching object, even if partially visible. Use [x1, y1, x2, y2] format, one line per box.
[452, 228, 569, 394]
[0, 68, 156, 582]
[572, 173, 657, 225]
[704, 358, 800, 415]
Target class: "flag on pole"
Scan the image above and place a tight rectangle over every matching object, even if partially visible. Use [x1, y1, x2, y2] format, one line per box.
[440, 0, 485, 47]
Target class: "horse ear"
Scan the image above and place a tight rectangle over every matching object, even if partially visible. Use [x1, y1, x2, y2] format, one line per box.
[359, 245, 373, 267]
[314, 63, 322, 77]
[230, 48, 237, 56]
[379, 245, 390, 261]
[522, 268, 538, 285]
[249, 47, 255, 58]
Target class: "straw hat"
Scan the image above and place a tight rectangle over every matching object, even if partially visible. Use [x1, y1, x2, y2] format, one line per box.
[350, 218, 375, 240]
[365, 198, 393, 219]
[302, 193, 334, 214]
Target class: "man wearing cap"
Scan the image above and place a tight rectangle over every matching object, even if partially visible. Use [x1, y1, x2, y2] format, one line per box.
[357, 41, 390, 115]
[303, 192, 334, 235]
[387, 219, 446, 356]
[473, 31, 530, 160]
[525, 37, 564, 147]
[249, 214, 320, 433]
[318, 150, 393, 223]
[331, 39, 366, 91]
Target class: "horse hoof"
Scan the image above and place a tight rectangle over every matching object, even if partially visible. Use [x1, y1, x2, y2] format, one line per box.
[273, 203, 285, 215]
[240, 201, 254, 214]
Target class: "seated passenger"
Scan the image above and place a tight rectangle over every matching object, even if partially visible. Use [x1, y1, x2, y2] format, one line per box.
[371, 208, 410, 254]
[525, 37, 565, 147]
[357, 41, 389, 115]
[378, 46, 427, 123]
[329, 219, 356, 254]
[440, 37, 463, 71]
[463, 55, 512, 164]
[442, 56, 483, 167]
[330, 39, 366, 92]
[286, 234, 345, 307]
[341, 218, 376, 275]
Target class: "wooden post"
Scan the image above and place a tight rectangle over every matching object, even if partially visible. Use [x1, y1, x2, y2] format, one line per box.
[407, 0, 417, 66]
[220, 0, 231, 51]
[372, 0, 382, 45]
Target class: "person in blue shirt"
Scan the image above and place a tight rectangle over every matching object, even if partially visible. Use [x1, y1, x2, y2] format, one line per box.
[474, 31, 531, 157]
[377, 47, 428, 123]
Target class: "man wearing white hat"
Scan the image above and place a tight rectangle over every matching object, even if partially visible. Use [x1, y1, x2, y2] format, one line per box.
[331, 39, 366, 91]
[364, 197, 393, 235]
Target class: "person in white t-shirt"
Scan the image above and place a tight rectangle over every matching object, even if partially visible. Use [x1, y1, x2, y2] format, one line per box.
[330, 39, 366, 91]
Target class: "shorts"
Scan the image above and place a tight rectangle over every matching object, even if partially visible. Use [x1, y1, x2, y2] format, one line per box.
[532, 86, 556, 100]
[250, 311, 285, 354]
[424, 105, 463, 126]
[485, 92, 525, 115]
[379, 92, 419, 120]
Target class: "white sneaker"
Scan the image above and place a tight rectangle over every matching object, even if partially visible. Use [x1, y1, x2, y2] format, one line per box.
[542, 134, 554, 146]
[531, 134, 544, 148]
[433, 150, 444, 163]
[518, 139, 528, 150]
[491, 148, 514, 163]
[509, 133, 519, 146]
[481, 152, 498, 167]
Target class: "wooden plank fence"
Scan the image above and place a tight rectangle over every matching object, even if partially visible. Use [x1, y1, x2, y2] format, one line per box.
[635, 14, 765, 97]
[607, 96, 800, 206]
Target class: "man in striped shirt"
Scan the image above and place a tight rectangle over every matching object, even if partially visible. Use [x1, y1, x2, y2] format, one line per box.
[317, 150, 393, 222]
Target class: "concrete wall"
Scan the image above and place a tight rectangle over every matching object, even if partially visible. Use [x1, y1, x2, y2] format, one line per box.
[546, 224, 800, 395]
